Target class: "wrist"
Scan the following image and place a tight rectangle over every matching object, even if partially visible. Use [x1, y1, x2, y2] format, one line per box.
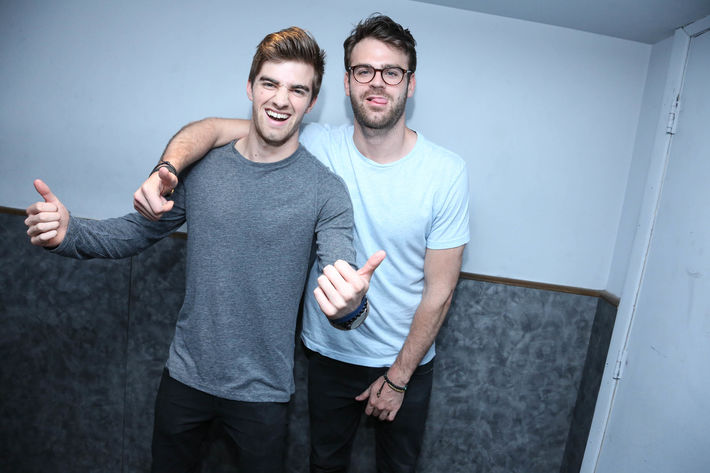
[383, 372, 407, 394]
[329, 296, 368, 330]
[386, 363, 411, 387]
[150, 160, 178, 177]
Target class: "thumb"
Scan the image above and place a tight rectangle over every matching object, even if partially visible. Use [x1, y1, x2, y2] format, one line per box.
[356, 250, 386, 281]
[355, 386, 371, 401]
[33, 179, 59, 204]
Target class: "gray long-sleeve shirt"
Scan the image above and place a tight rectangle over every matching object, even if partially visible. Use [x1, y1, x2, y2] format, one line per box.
[54, 141, 355, 401]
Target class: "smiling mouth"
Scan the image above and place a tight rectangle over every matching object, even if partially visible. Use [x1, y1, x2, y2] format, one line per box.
[266, 110, 290, 121]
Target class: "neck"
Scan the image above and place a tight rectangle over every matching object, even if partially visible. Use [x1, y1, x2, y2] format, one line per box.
[235, 127, 300, 163]
[352, 118, 416, 164]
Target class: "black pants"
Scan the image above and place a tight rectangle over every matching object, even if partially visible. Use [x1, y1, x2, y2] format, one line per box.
[307, 350, 434, 473]
[151, 369, 288, 473]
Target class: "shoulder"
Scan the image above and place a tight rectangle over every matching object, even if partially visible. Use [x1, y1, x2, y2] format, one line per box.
[298, 146, 346, 186]
[417, 134, 465, 167]
[203, 141, 237, 163]
[413, 134, 467, 179]
[293, 147, 349, 205]
[183, 141, 236, 177]
[301, 122, 352, 147]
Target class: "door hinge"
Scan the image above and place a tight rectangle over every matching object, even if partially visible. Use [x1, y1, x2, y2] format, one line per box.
[666, 94, 681, 134]
[612, 349, 627, 380]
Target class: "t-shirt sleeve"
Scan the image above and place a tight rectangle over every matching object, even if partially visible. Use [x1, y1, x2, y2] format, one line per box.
[299, 122, 328, 150]
[427, 161, 471, 250]
[313, 171, 356, 272]
[52, 186, 187, 259]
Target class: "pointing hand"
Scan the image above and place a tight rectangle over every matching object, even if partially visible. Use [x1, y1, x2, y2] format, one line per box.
[133, 167, 177, 221]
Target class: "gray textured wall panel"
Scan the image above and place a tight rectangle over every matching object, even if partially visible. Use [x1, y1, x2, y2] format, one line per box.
[0, 211, 615, 472]
[0, 213, 130, 472]
[419, 280, 598, 473]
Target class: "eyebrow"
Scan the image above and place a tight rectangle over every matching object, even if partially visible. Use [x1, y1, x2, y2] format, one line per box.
[353, 63, 406, 69]
[258, 75, 311, 93]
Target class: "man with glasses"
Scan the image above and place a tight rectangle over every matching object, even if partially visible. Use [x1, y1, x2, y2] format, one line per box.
[133, 15, 470, 473]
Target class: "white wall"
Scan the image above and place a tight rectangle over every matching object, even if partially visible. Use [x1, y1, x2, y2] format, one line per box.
[0, 0, 651, 289]
[605, 36, 675, 296]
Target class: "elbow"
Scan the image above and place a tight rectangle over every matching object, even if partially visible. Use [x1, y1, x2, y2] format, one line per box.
[441, 287, 456, 315]
[423, 283, 457, 316]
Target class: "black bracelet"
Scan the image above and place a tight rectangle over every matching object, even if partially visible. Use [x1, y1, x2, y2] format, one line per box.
[150, 160, 178, 177]
[383, 372, 407, 393]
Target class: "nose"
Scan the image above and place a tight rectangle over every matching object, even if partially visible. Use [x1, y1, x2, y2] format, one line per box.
[369, 70, 387, 87]
[272, 85, 290, 107]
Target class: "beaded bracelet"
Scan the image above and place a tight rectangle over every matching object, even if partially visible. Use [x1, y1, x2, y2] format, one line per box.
[150, 161, 178, 196]
[150, 160, 178, 177]
[383, 372, 407, 393]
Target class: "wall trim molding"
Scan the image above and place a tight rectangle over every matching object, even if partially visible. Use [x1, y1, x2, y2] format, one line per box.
[0, 206, 26, 216]
[460, 272, 620, 307]
[1, 205, 618, 306]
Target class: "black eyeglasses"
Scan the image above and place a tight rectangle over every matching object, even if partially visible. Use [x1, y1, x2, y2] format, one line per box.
[348, 65, 412, 86]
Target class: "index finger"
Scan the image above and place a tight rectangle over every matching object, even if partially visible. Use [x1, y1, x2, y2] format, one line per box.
[26, 201, 58, 215]
[333, 259, 359, 283]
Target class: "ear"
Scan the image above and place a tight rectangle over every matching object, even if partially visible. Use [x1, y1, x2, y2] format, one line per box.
[407, 73, 416, 98]
[306, 95, 318, 114]
[246, 80, 254, 101]
[344, 71, 351, 97]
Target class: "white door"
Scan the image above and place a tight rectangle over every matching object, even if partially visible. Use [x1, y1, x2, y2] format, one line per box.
[595, 24, 710, 473]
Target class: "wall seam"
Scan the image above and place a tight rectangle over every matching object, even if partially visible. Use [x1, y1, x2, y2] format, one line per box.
[121, 256, 134, 473]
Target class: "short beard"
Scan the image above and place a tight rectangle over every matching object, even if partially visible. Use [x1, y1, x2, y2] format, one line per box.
[258, 128, 297, 148]
[252, 111, 300, 148]
[350, 89, 407, 131]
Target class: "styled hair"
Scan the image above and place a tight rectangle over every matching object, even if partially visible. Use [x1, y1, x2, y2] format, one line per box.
[343, 14, 417, 72]
[249, 27, 326, 99]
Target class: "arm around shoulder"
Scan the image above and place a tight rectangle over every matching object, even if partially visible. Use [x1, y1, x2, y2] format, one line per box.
[160, 117, 251, 172]
[134, 117, 251, 220]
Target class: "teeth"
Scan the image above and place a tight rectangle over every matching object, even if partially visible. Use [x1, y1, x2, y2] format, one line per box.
[266, 110, 289, 120]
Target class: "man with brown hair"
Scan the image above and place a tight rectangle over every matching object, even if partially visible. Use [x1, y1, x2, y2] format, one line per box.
[25, 26, 383, 472]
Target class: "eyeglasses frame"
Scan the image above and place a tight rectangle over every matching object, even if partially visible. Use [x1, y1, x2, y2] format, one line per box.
[347, 65, 413, 86]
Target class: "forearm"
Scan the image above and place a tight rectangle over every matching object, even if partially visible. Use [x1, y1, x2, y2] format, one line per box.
[52, 212, 182, 260]
[355, 246, 461, 421]
[387, 286, 455, 385]
[387, 245, 464, 386]
[158, 118, 250, 172]
[158, 118, 220, 172]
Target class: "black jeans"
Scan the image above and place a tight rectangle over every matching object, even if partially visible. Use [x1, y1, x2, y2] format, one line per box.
[151, 369, 288, 473]
[307, 350, 434, 473]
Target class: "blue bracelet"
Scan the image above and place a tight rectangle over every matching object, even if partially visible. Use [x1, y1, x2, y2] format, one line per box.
[331, 296, 367, 325]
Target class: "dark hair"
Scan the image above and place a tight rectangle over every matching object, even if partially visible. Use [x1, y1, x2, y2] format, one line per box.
[249, 27, 326, 99]
[343, 14, 417, 72]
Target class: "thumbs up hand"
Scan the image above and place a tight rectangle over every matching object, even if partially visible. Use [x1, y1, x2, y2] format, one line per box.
[314, 250, 386, 320]
[24, 179, 70, 248]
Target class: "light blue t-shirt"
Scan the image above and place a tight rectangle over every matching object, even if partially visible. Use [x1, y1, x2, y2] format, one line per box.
[299, 123, 470, 367]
